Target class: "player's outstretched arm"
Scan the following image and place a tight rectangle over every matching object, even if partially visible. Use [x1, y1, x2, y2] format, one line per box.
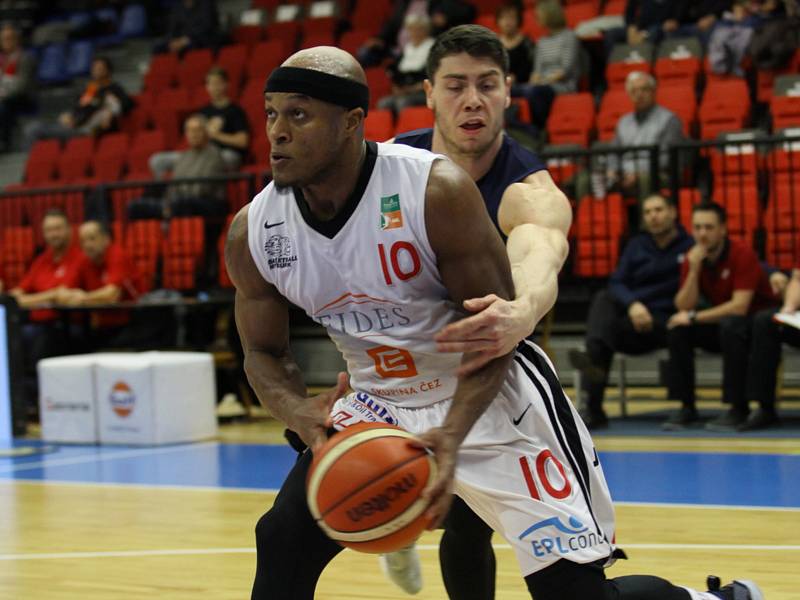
[435, 170, 570, 375]
[417, 159, 516, 527]
[225, 206, 348, 451]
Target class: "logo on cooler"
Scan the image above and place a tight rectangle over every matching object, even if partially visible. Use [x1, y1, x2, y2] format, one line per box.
[109, 381, 135, 418]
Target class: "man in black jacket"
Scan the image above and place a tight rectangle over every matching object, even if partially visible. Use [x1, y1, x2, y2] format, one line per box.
[25, 56, 132, 145]
[570, 194, 693, 428]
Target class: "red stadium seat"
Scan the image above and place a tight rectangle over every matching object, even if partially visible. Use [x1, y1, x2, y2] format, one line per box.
[365, 67, 392, 108]
[656, 83, 696, 137]
[573, 193, 625, 276]
[765, 183, 800, 269]
[303, 16, 338, 37]
[521, 8, 547, 41]
[246, 41, 287, 86]
[125, 219, 162, 291]
[699, 79, 750, 140]
[265, 21, 301, 52]
[564, 0, 600, 29]
[0, 195, 25, 228]
[232, 25, 265, 49]
[25, 140, 61, 184]
[340, 29, 372, 56]
[216, 44, 249, 91]
[364, 109, 395, 141]
[606, 43, 654, 89]
[678, 187, 702, 230]
[475, 14, 499, 33]
[218, 214, 236, 288]
[151, 88, 192, 148]
[300, 32, 336, 50]
[176, 49, 214, 89]
[771, 96, 800, 131]
[602, 0, 626, 15]
[351, 0, 391, 31]
[92, 133, 129, 182]
[143, 53, 178, 93]
[596, 89, 633, 141]
[547, 92, 595, 146]
[127, 130, 166, 175]
[56, 136, 94, 182]
[165, 216, 205, 260]
[395, 106, 434, 135]
[0, 225, 35, 288]
[510, 97, 532, 125]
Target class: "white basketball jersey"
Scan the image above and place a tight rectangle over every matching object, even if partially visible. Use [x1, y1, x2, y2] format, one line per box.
[247, 142, 464, 408]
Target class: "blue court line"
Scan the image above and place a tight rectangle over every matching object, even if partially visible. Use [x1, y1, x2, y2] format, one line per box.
[2, 441, 799, 508]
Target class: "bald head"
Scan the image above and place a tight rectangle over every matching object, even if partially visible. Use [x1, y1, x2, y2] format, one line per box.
[282, 47, 366, 86]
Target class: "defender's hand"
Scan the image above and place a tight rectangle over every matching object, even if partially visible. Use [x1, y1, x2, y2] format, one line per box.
[435, 294, 533, 376]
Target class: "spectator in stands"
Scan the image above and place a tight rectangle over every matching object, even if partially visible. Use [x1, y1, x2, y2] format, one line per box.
[520, 1, 580, 131]
[496, 4, 534, 86]
[25, 56, 132, 145]
[664, 202, 779, 431]
[377, 14, 435, 115]
[151, 67, 249, 174]
[604, 0, 688, 54]
[676, 1, 732, 47]
[55, 220, 140, 347]
[707, 0, 763, 76]
[743, 266, 800, 430]
[157, 0, 219, 55]
[7, 208, 85, 413]
[569, 194, 693, 429]
[141, 113, 226, 219]
[0, 24, 35, 152]
[606, 71, 683, 199]
[357, 0, 475, 67]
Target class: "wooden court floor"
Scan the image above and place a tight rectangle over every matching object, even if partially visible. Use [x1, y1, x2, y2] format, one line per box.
[1, 414, 799, 600]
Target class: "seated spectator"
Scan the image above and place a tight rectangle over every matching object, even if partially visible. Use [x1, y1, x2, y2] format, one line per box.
[496, 4, 534, 87]
[569, 194, 693, 429]
[138, 114, 226, 220]
[357, 0, 474, 67]
[517, 1, 580, 131]
[604, 0, 687, 52]
[605, 71, 684, 199]
[25, 57, 132, 145]
[55, 220, 141, 347]
[707, 0, 763, 76]
[377, 14, 434, 115]
[0, 24, 35, 152]
[151, 68, 249, 174]
[156, 0, 220, 55]
[744, 266, 800, 430]
[664, 202, 779, 431]
[676, 0, 732, 47]
[7, 209, 85, 412]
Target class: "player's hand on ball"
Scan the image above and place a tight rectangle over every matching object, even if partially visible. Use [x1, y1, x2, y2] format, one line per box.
[435, 294, 534, 376]
[411, 427, 458, 529]
[295, 372, 349, 452]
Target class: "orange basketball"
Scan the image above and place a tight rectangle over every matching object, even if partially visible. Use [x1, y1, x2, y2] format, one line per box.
[306, 422, 437, 554]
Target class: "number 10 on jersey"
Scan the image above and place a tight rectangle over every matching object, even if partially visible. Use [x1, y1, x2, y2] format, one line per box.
[378, 241, 421, 285]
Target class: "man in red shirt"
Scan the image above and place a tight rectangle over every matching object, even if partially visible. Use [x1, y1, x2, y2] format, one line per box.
[56, 220, 141, 340]
[665, 202, 778, 431]
[9, 208, 84, 415]
[745, 265, 800, 430]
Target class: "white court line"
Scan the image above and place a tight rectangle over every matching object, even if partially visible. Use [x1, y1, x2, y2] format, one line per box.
[2, 543, 800, 561]
[0, 442, 220, 474]
[3, 479, 800, 512]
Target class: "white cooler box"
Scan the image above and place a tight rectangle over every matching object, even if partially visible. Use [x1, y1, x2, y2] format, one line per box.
[38, 354, 101, 443]
[39, 352, 218, 445]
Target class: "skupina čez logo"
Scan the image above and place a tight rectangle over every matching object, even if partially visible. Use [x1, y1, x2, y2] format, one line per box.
[109, 381, 135, 418]
[265, 234, 297, 269]
[380, 193, 403, 230]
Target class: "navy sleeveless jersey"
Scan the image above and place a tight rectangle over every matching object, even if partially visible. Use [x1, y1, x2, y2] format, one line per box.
[394, 128, 547, 235]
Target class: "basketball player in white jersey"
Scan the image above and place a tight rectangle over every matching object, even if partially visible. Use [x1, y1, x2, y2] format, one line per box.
[228, 46, 763, 600]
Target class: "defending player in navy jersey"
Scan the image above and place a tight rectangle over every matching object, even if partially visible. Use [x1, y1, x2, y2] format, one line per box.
[227, 44, 764, 600]
[384, 25, 571, 598]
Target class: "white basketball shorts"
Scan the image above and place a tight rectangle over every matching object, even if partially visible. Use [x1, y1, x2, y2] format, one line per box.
[330, 340, 618, 576]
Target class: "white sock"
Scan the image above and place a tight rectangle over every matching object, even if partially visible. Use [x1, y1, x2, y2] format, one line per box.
[682, 587, 721, 600]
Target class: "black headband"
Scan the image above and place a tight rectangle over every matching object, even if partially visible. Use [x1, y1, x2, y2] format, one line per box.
[265, 66, 370, 116]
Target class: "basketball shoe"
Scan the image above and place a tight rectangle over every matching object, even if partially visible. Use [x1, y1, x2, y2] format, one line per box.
[379, 545, 423, 594]
[705, 575, 765, 600]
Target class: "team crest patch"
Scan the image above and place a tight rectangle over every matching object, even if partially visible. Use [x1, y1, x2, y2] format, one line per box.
[265, 234, 298, 269]
[380, 193, 403, 230]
